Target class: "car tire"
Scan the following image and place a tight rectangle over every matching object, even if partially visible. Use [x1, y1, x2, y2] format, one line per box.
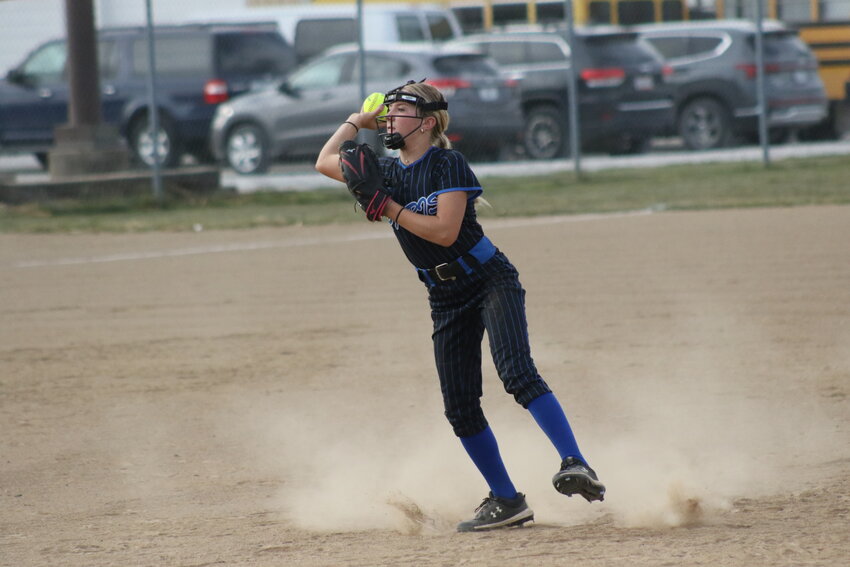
[678, 97, 732, 151]
[225, 122, 270, 175]
[523, 105, 568, 160]
[129, 113, 181, 168]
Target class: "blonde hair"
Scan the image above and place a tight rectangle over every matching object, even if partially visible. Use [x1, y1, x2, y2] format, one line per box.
[399, 82, 492, 208]
[400, 82, 452, 149]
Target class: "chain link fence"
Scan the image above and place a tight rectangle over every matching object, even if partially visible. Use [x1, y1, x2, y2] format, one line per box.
[0, 0, 846, 178]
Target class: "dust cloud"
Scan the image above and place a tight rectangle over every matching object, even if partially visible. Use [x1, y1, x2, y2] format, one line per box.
[243, 296, 843, 534]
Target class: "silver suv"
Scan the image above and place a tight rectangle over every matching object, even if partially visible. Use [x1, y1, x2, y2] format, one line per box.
[635, 19, 828, 150]
[210, 43, 523, 173]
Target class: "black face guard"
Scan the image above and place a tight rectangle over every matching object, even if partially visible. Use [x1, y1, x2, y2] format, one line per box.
[379, 123, 421, 151]
[378, 81, 448, 150]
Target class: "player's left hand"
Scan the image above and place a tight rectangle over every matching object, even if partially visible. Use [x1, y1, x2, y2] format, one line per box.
[338, 141, 391, 222]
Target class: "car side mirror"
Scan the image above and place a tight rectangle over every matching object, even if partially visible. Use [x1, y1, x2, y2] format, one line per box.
[6, 67, 30, 86]
[277, 80, 299, 97]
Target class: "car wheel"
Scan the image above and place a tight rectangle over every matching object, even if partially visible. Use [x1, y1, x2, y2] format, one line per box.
[129, 114, 181, 168]
[523, 105, 567, 160]
[225, 123, 270, 175]
[678, 97, 731, 151]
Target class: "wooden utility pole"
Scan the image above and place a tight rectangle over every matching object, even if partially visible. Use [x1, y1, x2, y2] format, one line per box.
[65, 0, 102, 127]
[49, 0, 129, 177]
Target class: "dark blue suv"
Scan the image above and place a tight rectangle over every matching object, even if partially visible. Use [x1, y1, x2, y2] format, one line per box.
[0, 22, 295, 168]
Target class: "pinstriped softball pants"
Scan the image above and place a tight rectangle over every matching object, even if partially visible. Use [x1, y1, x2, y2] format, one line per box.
[427, 251, 552, 438]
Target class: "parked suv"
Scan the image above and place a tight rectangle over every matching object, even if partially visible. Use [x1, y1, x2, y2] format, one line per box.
[635, 19, 828, 150]
[449, 28, 675, 159]
[0, 22, 296, 168]
[211, 43, 524, 174]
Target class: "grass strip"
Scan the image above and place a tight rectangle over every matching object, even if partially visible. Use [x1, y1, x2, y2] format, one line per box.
[1, 155, 848, 233]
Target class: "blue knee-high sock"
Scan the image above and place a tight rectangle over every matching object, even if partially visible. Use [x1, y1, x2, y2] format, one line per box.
[460, 426, 517, 500]
[527, 392, 586, 464]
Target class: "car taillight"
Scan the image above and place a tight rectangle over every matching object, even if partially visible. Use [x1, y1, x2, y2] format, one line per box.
[662, 65, 674, 80]
[425, 78, 471, 98]
[735, 63, 783, 79]
[580, 68, 626, 88]
[204, 79, 229, 104]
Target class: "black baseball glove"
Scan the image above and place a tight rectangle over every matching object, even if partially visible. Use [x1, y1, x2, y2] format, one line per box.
[338, 141, 391, 222]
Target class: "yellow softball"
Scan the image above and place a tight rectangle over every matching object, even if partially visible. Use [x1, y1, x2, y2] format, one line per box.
[362, 92, 388, 119]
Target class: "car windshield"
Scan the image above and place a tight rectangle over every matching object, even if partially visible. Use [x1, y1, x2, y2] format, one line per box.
[287, 53, 349, 90]
[19, 41, 66, 81]
[433, 54, 499, 76]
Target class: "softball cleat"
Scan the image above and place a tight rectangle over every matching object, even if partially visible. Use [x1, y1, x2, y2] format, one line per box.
[553, 456, 606, 502]
[457, 492, 534, 532]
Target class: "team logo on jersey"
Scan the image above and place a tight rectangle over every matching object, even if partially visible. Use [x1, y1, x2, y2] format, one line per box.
[415, 192, 439, 216]
[393, 192, 440, 229]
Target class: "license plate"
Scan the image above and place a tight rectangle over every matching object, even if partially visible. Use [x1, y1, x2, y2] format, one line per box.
[634, 75, 654, 91]
[479, 87, 498, 101]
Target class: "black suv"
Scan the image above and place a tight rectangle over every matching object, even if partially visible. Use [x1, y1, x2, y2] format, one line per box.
[0, 22, 295, 168]
[450, 28, 675, 158]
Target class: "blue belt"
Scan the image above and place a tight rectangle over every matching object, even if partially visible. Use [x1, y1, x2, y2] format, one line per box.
[417, 236, 496, 286]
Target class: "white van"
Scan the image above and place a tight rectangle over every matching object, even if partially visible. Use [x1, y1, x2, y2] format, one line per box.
[193, 4, 463, 64]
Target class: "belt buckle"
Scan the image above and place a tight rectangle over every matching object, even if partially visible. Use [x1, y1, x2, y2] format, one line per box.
[434, 262, 456, 281]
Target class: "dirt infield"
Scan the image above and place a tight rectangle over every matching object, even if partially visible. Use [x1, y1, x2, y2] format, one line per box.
[2, 205, 849, 566]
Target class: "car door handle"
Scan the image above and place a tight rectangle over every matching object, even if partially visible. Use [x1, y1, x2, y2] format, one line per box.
[38, 88, 53, 99]
[102, 84, 117, 96]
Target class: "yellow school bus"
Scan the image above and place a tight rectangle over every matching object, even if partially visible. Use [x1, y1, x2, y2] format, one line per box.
[448, 0, 850, 136]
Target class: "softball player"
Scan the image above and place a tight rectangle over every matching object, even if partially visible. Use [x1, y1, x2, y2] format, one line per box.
[316, 80, 605, 531]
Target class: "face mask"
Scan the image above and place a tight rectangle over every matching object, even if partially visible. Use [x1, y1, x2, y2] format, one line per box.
[380, 131, 408, 150]
[379, 85, 448, 150]
[379, 120, 421, 150]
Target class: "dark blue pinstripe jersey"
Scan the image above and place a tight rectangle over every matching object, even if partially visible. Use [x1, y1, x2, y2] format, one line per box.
[380, 146, 486, 269]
